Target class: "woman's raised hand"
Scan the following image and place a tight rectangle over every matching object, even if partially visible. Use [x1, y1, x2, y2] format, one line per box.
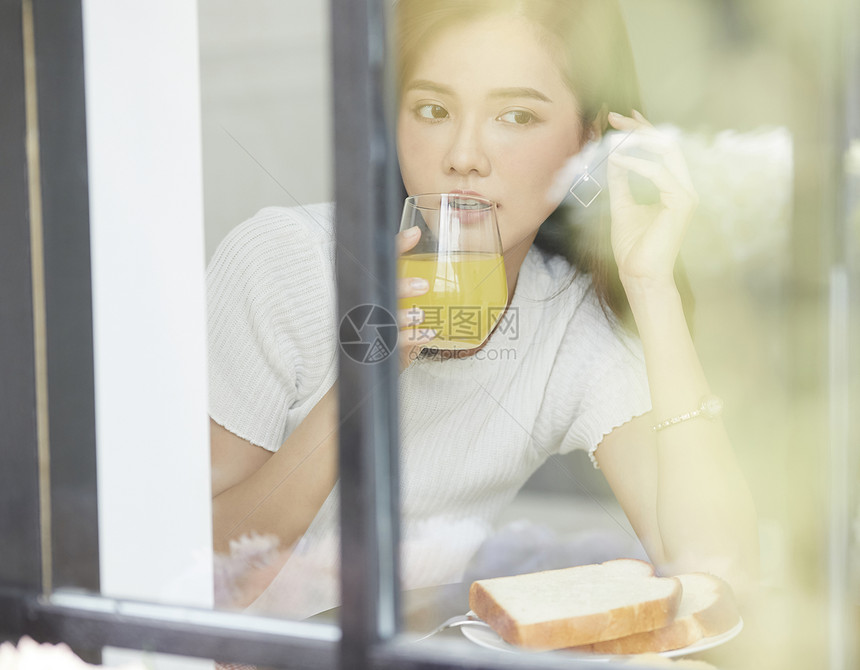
[396, 227, 436, 371]
[606, 110, 699, 290]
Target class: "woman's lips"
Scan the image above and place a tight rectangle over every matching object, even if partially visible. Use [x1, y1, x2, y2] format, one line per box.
[449, 189, 500, 207]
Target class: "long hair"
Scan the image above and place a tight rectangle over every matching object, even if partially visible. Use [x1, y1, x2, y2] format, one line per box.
[395, 0, 694, 332]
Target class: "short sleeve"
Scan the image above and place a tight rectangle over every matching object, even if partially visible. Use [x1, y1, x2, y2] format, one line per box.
[206, 205, 338, 451]
[537, 288, 651, 468]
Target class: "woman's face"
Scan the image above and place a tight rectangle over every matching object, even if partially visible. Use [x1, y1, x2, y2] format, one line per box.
[397, 14, 584, 254]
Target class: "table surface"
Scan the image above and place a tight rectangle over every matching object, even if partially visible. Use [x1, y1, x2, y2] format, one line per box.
[307, 581, 472, 639]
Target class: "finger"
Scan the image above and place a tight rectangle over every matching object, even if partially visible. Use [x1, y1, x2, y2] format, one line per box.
[609, 109, 655, 131]
[602, 127, 650, 160]
[396, 227, 421, 255]
[632, 109, 654, 128]
[606, 126, 668, 154]
[607, 111, 650, 132]
[617, 132, 695, 192]
[397, 276, 429, 297]
[606, 150, 639, 210]
[611, 118, 696, 194]
[609, 152, 686, 201]
[618, 131, 674, 155]
[608, 153, 696, 213]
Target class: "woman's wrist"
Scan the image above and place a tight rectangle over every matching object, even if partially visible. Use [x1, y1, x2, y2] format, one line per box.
[620, 274, 681, 315]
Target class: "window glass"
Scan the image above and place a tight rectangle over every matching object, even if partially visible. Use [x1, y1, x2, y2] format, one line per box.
[200, 0, 332, 260]
[388, 2, 857, 667]
[61, 2, 856, 668]
[75, 0, 341, 630]
[200, 0, 340, 621]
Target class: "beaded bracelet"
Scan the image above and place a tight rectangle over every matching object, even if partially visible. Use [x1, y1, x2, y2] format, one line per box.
[652, 395, 724, 432]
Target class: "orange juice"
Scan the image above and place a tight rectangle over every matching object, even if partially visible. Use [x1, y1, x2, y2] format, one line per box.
[398, 252, 508, 349]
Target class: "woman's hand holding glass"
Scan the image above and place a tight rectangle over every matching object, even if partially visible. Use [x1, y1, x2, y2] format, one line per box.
[397, 226, 436, 371]
[606, 110, 700, 291]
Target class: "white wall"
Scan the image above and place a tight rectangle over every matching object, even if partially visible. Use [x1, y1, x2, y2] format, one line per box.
[82, 0, 213, 626]
[198, 0, 332, 261]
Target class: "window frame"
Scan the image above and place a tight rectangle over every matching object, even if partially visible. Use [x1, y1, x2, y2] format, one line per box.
[829, 0, 860, 665]
[0, 0, 42, 597]
[0, 0, 100, 599]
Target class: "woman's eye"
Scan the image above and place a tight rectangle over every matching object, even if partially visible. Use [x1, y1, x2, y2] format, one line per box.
[498, 109, 536, 125]
[416, 104, 449, 120]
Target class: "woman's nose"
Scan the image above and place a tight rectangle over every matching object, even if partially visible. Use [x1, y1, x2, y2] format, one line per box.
[444, 120, 490, 177]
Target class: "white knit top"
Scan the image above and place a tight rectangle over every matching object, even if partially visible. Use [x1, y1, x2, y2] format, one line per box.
[206, 203, 651, 619]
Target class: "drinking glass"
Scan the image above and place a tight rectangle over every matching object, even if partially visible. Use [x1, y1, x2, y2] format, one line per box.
[398, 193, 507, 351]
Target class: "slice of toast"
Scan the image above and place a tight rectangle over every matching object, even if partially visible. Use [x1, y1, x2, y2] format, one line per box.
[469, 559, 682, 650]
[575, 573, 740, 655]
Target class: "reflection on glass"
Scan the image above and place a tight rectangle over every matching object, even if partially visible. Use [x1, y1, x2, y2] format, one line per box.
[197, 1, 854, 668]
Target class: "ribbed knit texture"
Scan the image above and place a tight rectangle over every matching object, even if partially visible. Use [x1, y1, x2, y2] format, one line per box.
[207, 203, 339, 449]
[207, 205, 651, 619]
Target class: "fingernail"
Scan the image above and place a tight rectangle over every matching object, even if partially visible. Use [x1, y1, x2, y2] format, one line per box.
[422, 329, 436, 340]
[405, 227, 420, 237]
[410, 278, 429, 291]
[608, 111, 623, 121]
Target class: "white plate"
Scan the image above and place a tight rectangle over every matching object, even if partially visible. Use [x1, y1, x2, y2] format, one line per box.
[460, 613, 743, 660]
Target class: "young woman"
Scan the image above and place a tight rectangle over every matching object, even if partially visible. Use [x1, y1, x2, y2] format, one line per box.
[207, 0, 759, 618]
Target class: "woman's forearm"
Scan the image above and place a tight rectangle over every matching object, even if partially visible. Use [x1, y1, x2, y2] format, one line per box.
[212, 385, 339, 554]
[624, 278, 759, 584]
